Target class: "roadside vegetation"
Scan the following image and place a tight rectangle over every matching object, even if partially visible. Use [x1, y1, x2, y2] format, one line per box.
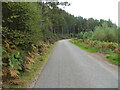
[3, 42, 56, 88]
[70, 23, 120, 66]
[1, 1, 119, 88]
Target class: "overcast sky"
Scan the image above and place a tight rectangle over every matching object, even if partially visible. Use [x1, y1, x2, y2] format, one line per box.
[58, 0, 119, 25]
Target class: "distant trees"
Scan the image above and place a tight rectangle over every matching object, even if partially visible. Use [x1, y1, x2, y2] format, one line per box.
[76, 22, 118, 43]
[2, 2, 118, 46]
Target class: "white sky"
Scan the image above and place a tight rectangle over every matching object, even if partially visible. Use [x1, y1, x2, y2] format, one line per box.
[58, 0, 119, 25]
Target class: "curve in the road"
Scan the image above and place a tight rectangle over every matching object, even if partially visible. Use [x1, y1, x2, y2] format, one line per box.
[34, 40, 118, 88]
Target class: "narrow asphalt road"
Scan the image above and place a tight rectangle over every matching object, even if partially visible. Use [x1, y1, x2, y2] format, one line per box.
[34, 39, 118, 88]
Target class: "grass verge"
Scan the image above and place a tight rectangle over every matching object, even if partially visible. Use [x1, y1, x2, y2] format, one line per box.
[70, 40, 119, 66]
[69, 40, 97, 53]
[4, 42, 57, 88]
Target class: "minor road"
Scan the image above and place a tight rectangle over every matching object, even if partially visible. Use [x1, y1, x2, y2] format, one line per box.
[34, 39, 118, 88]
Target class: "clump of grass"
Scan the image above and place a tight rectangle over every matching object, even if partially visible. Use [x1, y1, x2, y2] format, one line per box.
[105, 53, 120, 66]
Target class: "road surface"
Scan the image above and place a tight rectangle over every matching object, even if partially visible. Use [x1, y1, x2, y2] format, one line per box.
[34, 39, 118, 88]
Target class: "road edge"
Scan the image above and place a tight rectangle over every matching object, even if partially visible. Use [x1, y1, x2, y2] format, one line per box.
[26, 42, 58, 88]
